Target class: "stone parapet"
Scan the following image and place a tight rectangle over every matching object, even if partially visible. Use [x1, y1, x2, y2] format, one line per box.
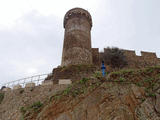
[2, 87, 11, 92]
[13, 85, 22, 90]
[64, 8, 92, 29]
[59, 79, 72, 85]
[93, 48, 160, 68]
[25, 83, 35, 88]
[42, 81, 53, 86]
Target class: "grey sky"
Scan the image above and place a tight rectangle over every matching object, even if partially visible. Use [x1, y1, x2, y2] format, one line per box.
[0, 0, 160, 85]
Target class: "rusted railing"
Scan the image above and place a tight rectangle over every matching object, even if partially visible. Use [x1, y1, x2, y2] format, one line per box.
[0, 73, 51, 89]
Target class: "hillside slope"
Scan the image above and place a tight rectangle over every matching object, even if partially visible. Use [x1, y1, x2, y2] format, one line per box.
[0, 66, 160, 120]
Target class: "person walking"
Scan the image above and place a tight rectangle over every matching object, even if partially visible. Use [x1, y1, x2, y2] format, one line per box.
[101, 61, 106, 77]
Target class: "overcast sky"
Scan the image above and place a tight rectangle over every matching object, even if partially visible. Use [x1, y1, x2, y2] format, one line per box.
[0, 0, 160, 85]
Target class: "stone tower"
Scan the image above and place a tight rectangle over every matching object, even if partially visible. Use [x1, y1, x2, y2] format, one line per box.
[61, 8, 93, 66]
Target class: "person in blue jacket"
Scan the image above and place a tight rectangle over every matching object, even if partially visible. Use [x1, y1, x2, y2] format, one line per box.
[101, 61, 106, 77]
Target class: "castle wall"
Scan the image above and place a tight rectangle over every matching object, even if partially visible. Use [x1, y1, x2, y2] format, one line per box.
[141, 51, 157, 58]
[92, 48, 160, 68]
[0, 84, 69, 120]
[45, 65, 97, 83]
[91, 48, 100, 65]
[124, 50, 160, 68]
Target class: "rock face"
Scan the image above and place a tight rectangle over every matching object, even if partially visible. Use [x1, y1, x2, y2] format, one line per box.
[155, 94, 160, 114]
[35, 66, 160, 120]
[0, 85, 69, 120]
[61, 8, 93, 66]
[1, 66, 160, 120]
[37, 83, 159, 120]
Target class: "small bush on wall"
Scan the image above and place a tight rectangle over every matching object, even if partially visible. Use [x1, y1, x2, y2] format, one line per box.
[101, 47, 128, 68]
[0, 92, 4, 104]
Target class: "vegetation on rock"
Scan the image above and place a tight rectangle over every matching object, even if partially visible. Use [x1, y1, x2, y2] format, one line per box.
[0, 92, 4, 104]
[20, 101, 43, 119]
[109, 66, 160, 97]
[2, 66, 159, 120]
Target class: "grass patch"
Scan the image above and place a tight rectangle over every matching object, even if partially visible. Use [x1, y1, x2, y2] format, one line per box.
[141, 98, 146, 102]
[110, 69, 135, 76]
[0, 92, 5, 104]
[147, 93, 156, 97]
[144, 67, 153, 73]
[144, 77, 153, 83]
[136, 82, 143, 87]
[119, 77, 125, 82]
[54, 95, 62, 101]
[20, 107, 27, 115]
[79, 77, 89, 84]
[30, 101, 43, 111]
[20, 101, 43, 119]
[93, 71, 102, 79]
[50, 76, 103, 102]
[63, 85, 72, 96]
[108, 66, 160, 99]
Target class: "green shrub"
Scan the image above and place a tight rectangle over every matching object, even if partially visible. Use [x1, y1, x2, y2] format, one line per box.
[145, 68, 153, 73]
[72, 89, 81, 97]
[20, 107, 26, 114]
[119, 77, 125, 82]
[30, 101, 43, 111]
[79, 78, 89, 84]
[0, 92, 4, 104]
[145, 88, 150, 93]
[136, 82, 143, 87]
[63, 86, 72, 95]
[101, 47, 128, 68]
[20, 101, 43, 119]
[54, 95, 61, 100]
[148, 93, 156, 97]
[20, 115, 25, 120]
[93, 71, 102, 79]
[144, 77, 153, 83]
[141, 98, 145, 102]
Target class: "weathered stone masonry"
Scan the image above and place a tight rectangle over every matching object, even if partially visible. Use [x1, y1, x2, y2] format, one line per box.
[92, 48, 160, 68]
[61, 8, 93, 66]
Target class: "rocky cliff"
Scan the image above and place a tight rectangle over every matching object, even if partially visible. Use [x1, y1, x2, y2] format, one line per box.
[0, 66, 160, 120]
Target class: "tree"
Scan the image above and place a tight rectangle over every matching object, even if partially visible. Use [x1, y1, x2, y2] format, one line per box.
[101, 47, 128, 68]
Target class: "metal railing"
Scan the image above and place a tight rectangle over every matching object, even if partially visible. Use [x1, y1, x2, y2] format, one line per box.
[0, 73, 51, 89]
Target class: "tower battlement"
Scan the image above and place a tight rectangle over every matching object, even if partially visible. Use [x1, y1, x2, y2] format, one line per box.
[63, 8, 92, 29]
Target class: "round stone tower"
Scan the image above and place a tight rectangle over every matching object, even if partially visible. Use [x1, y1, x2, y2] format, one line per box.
[61, 8, 93, 66]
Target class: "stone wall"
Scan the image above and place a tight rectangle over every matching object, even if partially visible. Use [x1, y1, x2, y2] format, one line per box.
[45, 65, 97, 83]
[0, 84, 69, 120]
[123, 50, 160, 68]
[92, 48, 160, 68]
[91, 48, 100, 65]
